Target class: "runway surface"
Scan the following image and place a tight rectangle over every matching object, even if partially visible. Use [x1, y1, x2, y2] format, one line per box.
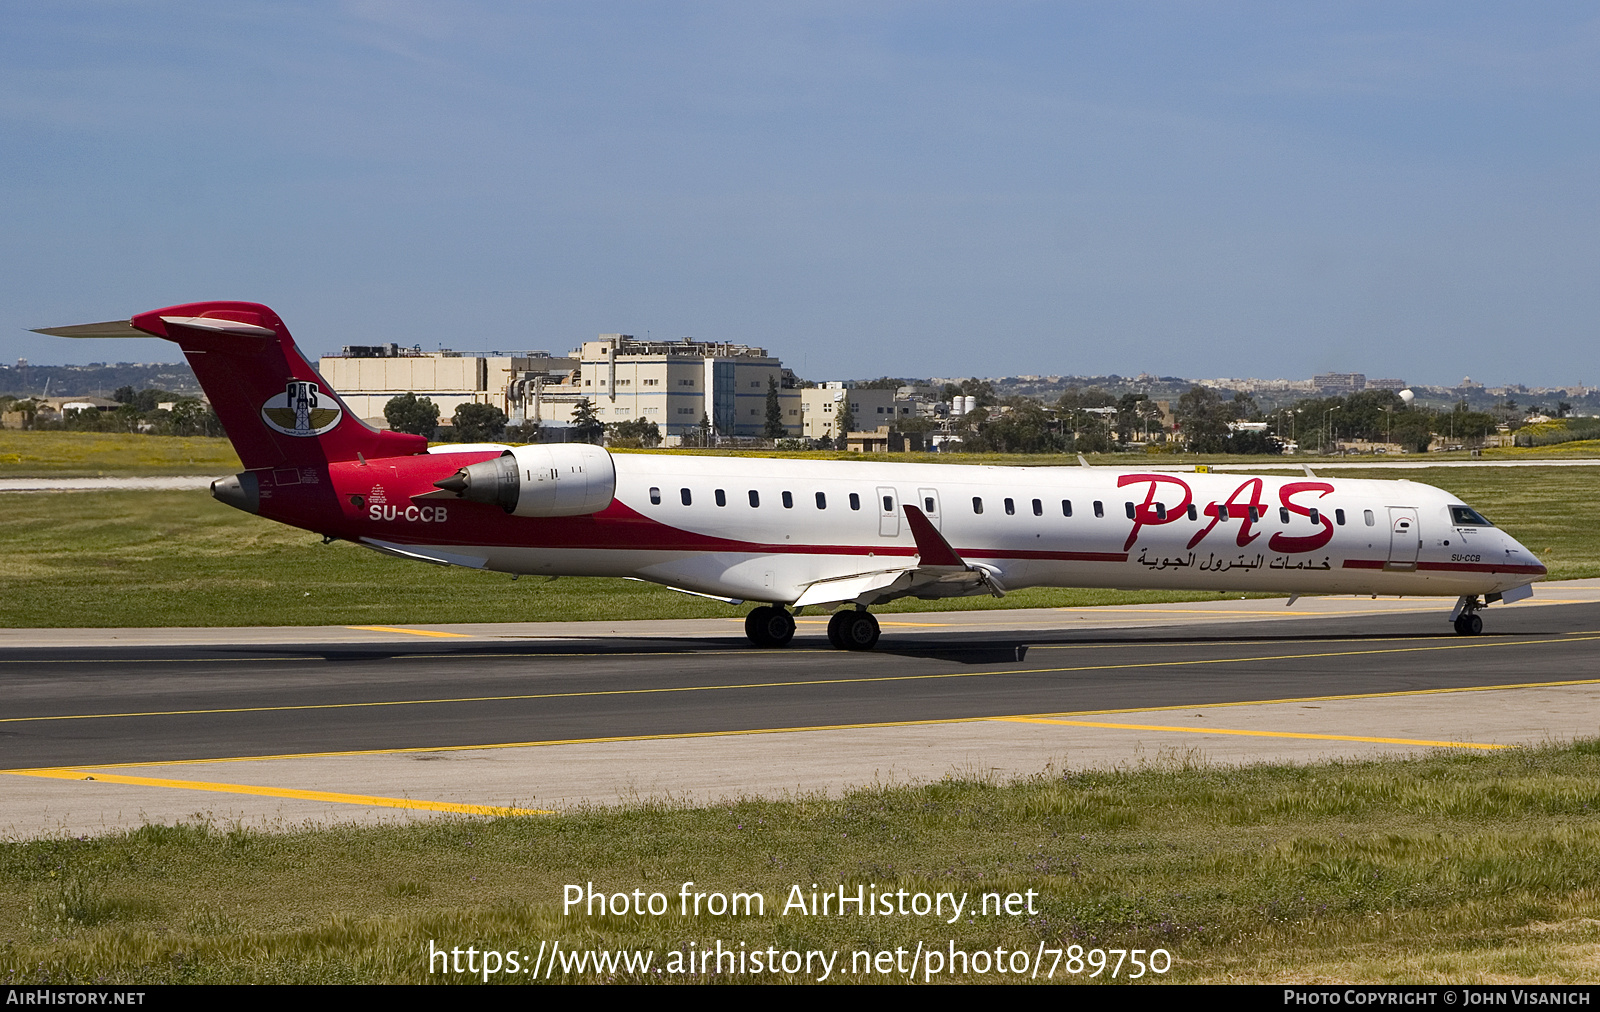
[4, 583, 1600, 837]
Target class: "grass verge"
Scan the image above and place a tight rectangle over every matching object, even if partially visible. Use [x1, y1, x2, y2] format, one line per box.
[0, 431, 240, 477]
[5, 742, 1600, 983]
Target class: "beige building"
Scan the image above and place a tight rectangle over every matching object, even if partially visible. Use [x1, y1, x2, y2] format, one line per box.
[798, 384, 923, 440]
[320, 345, 577, 427]
[319, 335, 802, 440]
[575, 335, 800, 440]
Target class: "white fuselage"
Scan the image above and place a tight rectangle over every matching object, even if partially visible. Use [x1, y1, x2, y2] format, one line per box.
[413, 454, 1545, 607]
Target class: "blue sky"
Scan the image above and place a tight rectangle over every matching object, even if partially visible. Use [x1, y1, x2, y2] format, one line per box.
[3, 3, 1597, 386]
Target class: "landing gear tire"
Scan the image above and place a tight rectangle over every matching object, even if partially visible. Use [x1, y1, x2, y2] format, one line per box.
[836, 609, 880, 651]
[1453, 613, 1483, 636]
[827, 610, 850, 650]
[745, 606, 795, 647]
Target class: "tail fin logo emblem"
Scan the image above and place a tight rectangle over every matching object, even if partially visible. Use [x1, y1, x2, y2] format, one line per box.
[261, 380, 342, 437]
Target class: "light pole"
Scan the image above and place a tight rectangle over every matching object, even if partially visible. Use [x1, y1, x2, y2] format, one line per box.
[1325, 406, 1339, 455]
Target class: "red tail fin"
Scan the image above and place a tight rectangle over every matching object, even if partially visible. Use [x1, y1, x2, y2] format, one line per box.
[129, 302, 426, 469]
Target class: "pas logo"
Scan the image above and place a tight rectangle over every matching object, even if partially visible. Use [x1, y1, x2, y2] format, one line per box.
[261, 380, 341, 437]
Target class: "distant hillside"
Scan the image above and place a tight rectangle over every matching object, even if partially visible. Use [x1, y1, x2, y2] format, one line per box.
[0, 361, 200, 398]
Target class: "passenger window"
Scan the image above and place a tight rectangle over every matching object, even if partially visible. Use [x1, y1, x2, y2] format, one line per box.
[1005, 498, 1016, 515]
[1093, 501, 1104, 518]
[1032, 498, 1043, 516]
[1335, 509, 1345, 526]
[1364, 509, 1375, 526]
[849, 493, 860, 511]
[972, 497, 984, 515]
[1062, 500, 1072, 517]
[782, 491, 794, 509]
[1124, 502, 1136, 520]
[649, 487, 661, 505]
[1156, 503, 1167, 520]
[815, 492, 826, 509]
[680, 488, 692, 506]
[1186, 504, 1197, 521]
[1279, 507, 1290, 524]
[1248, 507, 1260, 523]
[1309, 508, 1320, 525]
[882, 495, 893, 512]
[715, 489, 726, 507]
[924, 497, 935, 513]
[1219, 505, 1230, 520]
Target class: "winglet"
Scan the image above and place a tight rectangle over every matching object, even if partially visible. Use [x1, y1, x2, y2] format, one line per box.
[903, 504, 965, 567]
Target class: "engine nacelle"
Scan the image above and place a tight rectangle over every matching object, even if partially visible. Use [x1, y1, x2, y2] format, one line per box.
[434, 443, 615, 517]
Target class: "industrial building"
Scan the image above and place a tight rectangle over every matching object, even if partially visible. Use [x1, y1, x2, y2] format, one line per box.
[318, 335, 803, 441]
[573, 334, 801, 439]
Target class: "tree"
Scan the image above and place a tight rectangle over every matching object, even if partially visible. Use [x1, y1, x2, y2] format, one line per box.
[835, 397, 855, 437]
[606, 417, 662, 448]
[452, 402, 508, 443]
[763, 376, 787, 438]
[1174, 385, 1233, 453]
[981, 400, 1061, 453]
[166, 399, 213, 437]
[569, 398, 604, 444]
[384, 393, 440, 438]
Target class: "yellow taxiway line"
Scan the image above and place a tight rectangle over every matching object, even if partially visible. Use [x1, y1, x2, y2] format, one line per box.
[5, 767, 550, 815]
[346, 625, 473, 638]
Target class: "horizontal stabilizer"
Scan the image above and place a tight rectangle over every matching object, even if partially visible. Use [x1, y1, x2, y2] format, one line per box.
[31, 319, 143, 339]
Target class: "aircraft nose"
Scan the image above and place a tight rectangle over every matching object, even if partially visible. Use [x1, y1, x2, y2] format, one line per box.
[1507, 532, 1547, 577]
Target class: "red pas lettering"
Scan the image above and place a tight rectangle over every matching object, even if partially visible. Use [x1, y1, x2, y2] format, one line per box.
[1187, 477, 1268, 550]
[1117, 474, 1195, 552]
[369, 504, 449, 523]
[1267, 481, 1335, 554]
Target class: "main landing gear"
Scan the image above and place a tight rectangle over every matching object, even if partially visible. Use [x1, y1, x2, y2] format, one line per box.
[744, 605, 795, 647]
[827, 608, 880, 651]
[1451, 596, 1484, 636]
[742, 606, 881, 650]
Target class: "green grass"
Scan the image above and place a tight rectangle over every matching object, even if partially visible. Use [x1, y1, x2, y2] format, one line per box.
[2, 461, 1595, 627]
[0, 430, 240, 477]
[6, 743, 1600, 983]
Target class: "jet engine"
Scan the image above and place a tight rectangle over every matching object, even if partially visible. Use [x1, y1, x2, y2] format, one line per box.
[433, 443, 615, 517]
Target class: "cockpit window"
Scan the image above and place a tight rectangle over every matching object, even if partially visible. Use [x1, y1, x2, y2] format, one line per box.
[1450, 506, 1494, 527]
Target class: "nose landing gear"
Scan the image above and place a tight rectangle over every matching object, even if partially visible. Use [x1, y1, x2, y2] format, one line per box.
[1451, 596, 1484, 636]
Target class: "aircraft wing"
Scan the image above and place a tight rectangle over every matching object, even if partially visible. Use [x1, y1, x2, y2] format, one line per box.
[791, 505, 1005, 608]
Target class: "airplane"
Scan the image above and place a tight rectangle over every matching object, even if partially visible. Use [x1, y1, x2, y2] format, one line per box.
[37, 301, 1547, 649]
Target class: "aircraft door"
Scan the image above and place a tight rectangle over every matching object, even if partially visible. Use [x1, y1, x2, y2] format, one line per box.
[1388, 507, 1420, 568]
[916, 487, 942, 530]
[877, 486, 900, 537]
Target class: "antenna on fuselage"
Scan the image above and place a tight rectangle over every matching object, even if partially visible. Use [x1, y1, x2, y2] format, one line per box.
[1303, 464, 1317, 478]
[1078, 454, 1092, 468]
